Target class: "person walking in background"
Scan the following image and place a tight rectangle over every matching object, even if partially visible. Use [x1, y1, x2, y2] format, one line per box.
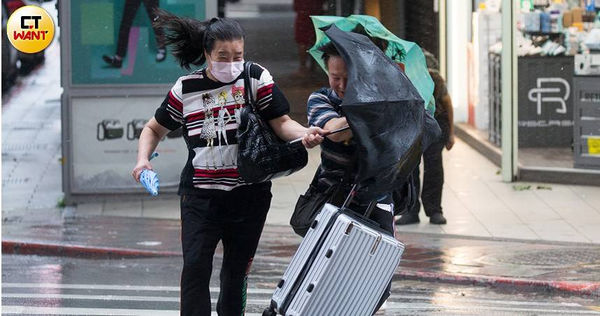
[293, 0, 325, 75]
[131, 11, 325, 315]
[396, 51, 455, 225]
[103, 0, 166, 68]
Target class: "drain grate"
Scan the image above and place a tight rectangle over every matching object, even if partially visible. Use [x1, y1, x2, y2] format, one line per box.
[496, 248, 600, 266]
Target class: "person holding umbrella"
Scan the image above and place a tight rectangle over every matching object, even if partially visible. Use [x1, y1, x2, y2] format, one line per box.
[305, 39, 398, 315]
[298, 20, 441, 314]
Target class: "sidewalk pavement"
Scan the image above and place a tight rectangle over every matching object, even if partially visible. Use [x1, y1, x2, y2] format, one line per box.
[24, 138, 600, 244]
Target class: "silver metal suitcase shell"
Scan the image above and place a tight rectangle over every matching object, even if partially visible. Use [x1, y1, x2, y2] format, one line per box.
[271, 203, 405, 316]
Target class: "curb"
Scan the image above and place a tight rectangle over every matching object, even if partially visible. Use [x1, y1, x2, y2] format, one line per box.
[2, 241, 181, 259]
[396, 269, 600, 297]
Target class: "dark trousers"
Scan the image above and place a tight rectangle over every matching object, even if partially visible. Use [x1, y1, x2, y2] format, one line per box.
[116, 0, 165, 57]
[180, 184, 272, 316]
[409, 135, 446, 217]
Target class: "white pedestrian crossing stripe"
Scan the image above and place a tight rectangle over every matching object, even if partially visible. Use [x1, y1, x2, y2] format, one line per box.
[1, 306, 264, 316]
[2, 282, 273, 315]
[3, 282, 275, 294]
[3, 282, 597, 315]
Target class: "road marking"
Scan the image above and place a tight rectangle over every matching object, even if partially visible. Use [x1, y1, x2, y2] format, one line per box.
[400, 294, 583, 308]
[3, 293, 180, 302]
[2, 283, 274, 294]
[385, 302, 600, 314]
[1, 306, 263, 315]
[2, 283, 179, 291]
[2, 293, 271, 305]
[2, 283, 585, 308]
[3, 283, 595, 315]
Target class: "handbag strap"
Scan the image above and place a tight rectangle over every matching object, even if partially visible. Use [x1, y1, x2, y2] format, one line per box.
[242, 61, 257, 112]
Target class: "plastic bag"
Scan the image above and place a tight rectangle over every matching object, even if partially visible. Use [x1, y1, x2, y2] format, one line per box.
[140, 169, 159, 196]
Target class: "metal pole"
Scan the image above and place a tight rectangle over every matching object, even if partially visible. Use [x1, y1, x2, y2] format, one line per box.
[439, 0, 447, 80]
[501, 0, 518, 182]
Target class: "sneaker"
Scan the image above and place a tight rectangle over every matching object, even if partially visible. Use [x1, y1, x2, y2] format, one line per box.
[102, 54, 122, 68]
[156, 48, 166, 62]
[395, 213, 420, 225]
[429, 212, 447, 225]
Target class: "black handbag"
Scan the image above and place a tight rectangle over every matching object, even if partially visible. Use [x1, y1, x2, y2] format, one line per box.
[236, 62, 308, 183]
[290, 159, 355, 237]
[290, 184, 339, 237]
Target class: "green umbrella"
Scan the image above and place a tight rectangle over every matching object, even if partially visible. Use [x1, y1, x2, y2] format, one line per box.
[309, 15, 435, 113]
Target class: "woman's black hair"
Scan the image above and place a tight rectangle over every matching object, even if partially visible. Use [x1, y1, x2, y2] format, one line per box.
[319, 41, 340, 69]
[153, 9, 245, 70]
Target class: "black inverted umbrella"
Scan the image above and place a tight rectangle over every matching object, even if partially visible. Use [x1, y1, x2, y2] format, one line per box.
[323, 25, 440, 199]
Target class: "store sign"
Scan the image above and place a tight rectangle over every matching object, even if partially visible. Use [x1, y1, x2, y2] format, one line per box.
[579, 89, 600, 103]
[527, 77, 570, 115]
[517, 56, 574, 147]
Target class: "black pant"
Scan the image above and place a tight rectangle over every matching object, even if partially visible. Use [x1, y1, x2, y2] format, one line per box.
[409, 134, 446, 217]
[180, 184, 272, 316]
[116, 0, 165, 57]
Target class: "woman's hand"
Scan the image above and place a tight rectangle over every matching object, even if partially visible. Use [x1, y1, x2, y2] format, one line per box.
[132, 159, 153, 182]
[132, 118, 170, 182]
[302, 126, 327, 149]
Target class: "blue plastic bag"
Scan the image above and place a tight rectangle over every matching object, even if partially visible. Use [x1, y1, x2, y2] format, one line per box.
[140, 169, 159, 196]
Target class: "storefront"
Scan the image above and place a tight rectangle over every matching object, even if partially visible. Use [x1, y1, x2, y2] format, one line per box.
[441, 0, 600, 185]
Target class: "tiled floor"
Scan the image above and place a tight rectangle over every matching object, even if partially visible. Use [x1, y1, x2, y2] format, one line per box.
[390, 138, 600, 244]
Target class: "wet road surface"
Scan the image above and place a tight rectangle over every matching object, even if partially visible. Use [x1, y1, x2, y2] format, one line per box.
[3, 254, 599, 315]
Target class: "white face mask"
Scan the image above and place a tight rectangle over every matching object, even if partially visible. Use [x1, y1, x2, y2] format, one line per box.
[209, 60, 244, 83]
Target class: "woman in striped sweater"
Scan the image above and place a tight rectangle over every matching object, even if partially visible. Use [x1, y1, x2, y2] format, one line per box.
[131, 11, 325, 316]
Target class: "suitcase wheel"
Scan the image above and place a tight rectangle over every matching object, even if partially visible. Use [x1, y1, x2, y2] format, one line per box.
[262, 307, 277, 316]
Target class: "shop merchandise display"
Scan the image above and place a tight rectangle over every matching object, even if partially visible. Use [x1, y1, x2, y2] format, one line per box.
[514, 0, 599, 57]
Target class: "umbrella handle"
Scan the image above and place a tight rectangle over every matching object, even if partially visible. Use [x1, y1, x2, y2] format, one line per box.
[288, 125, 350, 145]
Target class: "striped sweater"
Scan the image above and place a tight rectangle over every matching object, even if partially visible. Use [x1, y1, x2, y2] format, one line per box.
[307, 87, 358, 188]
[155, 62, 289, 194]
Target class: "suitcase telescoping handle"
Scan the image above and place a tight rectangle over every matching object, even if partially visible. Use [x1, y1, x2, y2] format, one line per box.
[341, 184, 378, 219]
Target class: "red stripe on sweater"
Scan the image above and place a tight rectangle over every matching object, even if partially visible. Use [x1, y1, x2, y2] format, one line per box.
[194, 168, 240, 178]
[256, 83, 273, 100]
[168, 91, 183, 111]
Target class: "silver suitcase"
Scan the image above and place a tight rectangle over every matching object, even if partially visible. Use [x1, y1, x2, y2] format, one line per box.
[267, 203, 405, 316]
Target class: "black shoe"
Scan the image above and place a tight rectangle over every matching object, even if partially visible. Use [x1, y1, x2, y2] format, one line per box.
[395, 213, 420, 225]
[102, 54, 122, 68]
[429, 213, 447, 225]
[156, 48, 166, 62]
